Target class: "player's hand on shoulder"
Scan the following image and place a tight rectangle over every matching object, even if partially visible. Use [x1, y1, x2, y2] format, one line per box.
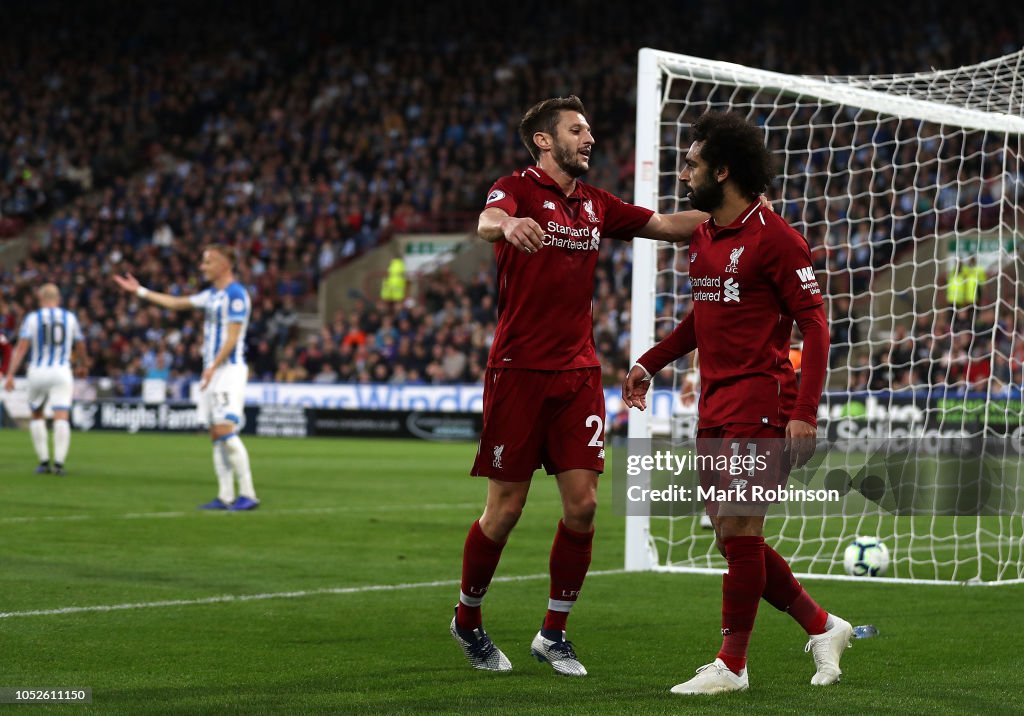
[500, 216, 544, 254]
[622, 364, 652, 410]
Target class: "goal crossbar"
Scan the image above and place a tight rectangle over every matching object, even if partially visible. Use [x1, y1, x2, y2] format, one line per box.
[640, 47, 1024, 134]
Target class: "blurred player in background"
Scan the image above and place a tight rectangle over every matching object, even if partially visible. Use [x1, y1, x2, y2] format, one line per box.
[113, 245, 259, 511]
[3, 283, 86, 475]
[0, 331, 10, 377]
[451, 95, 710, 676]
[622, 112, 851, 694]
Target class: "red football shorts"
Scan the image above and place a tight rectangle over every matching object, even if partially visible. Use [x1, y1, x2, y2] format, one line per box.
[695, 424, 792, 517]
[471, 367, 606, 482]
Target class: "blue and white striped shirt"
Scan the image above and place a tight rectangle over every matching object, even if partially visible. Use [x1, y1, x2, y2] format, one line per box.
[18, 308, 83, 369]
[189, 282, 251, 369]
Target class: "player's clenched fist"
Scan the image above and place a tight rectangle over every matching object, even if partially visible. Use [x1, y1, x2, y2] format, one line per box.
[500, 216, 544, 254]
[622, 364, 652, 410]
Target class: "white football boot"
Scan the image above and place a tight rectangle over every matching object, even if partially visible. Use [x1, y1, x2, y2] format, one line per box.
[670, 658, 749, 695]
[805, 614, 853, 685]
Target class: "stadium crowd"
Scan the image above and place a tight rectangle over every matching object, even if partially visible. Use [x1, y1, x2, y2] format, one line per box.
[2, 0, 1023, 397]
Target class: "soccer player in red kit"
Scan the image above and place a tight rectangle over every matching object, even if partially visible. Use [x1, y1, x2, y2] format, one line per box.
[623, 112, 852, 694]
[450, 96, 709, 676]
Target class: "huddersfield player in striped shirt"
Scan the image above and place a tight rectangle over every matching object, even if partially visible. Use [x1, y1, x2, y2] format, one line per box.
[114, 245, 259, 511]
[4, 283, 87, 475]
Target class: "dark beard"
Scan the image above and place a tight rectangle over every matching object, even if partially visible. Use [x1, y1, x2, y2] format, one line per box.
[687, 178, 724, 212]
[553, 141, 588, 178]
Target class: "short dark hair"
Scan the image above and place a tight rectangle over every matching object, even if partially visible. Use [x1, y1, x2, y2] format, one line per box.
[205, 243, 236, 266]
[519, 96, 588, 162]
[691, 112, 774, 199]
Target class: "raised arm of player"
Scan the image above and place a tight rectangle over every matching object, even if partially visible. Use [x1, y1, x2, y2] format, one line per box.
[621, 311, 698, 410]
[478, 207, 544, 254]
[112, 273, 194, 311]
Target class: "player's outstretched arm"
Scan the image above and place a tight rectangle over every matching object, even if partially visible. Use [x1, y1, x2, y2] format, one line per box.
[639, 210, 708, 244]
[112, 273, 193, 311]
[478, 207, 543, 254]
[640, 196, 774, 243]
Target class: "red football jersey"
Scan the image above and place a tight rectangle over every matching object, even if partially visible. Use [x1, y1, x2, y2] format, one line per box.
[484, 166, 654, 370]
[639, 201, 827, 427]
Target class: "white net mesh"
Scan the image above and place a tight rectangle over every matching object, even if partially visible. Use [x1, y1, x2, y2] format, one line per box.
[630, 48, 1024, 584]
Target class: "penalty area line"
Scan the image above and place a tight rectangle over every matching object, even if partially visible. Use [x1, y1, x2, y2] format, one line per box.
[0, 569, 628, 620]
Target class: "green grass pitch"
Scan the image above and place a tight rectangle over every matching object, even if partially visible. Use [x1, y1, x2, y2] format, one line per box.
[0, 430, 1021, 714]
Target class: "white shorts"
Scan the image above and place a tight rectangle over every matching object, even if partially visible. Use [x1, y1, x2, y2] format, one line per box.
[27, 366, 74, 413]
[198, 364, 248, 430]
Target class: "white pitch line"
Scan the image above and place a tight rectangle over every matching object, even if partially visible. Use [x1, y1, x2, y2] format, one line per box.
[0, 569, 628, 620]
[0, 502, 481, 525]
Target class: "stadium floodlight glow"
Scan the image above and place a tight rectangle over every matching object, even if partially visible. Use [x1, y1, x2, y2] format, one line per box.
[629, 47, 1024, 585]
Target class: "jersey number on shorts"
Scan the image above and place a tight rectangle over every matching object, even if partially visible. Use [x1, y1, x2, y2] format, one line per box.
[586, 415, 604, 447]
[216, 392, 230, 407]
[730, 441, 758, 478]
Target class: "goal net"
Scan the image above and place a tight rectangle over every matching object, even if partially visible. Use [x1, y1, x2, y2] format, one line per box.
[627, 48, 1024, 585]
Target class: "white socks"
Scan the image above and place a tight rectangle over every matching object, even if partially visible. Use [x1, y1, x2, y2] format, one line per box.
[222, 435, 257, 500]
[29, 419, 49, 463]
[212, 435, 256, 504]
[212, 442, 235, 504]
[53, 419, 70, 465]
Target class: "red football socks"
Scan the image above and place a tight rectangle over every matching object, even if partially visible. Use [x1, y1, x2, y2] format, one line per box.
[763, 544, 828, 635]
[456, 520, 505, 630]
[717, 535, 766, 674]
[543, 520, 594, 633]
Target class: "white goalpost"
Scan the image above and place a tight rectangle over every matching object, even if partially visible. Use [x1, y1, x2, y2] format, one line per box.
[628, 47, 1024, 584]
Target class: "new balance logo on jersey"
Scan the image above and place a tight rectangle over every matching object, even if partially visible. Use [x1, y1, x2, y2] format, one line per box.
[725, 246, 745, 273]
[543, 200, 556, 210]
[724, 278, 740, 302]
[492, 445, 504, 469]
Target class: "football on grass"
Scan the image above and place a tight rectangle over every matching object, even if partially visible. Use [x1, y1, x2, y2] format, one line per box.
[843, 536, 890, 577]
